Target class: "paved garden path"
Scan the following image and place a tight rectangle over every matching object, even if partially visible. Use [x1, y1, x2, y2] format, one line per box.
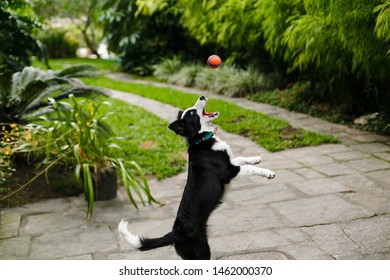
[1, 74, 389, 259]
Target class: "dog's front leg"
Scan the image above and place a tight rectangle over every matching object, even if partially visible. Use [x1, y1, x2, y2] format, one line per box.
[237, 165, 275, 179]
[231, 156, 262, 166]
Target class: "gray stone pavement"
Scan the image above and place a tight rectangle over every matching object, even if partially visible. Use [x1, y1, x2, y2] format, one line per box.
[1, 75, 389, 260]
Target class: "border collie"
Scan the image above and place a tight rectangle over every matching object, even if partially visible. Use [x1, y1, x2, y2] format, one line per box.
[118, 96, 275, 259]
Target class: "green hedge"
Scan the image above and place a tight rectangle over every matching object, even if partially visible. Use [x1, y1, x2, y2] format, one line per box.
[39, 29, 79, 59]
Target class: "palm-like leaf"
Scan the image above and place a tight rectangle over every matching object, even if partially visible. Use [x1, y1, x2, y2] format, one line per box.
[55, 65, 99, 78]
[1, 65, 106, 124]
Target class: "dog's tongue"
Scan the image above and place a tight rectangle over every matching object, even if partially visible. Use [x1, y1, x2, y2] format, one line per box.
[202, 110, 218, 118]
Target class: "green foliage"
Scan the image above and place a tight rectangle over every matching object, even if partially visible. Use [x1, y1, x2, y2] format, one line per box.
[83, 74, 338, 152]
[0, 124, 25, 187]
[35, 57, 122, 73]
[154, 58, 276, 97]
[167, 64, 203, 87]
[39, 28, 79, 58]
[173, 0, 390, 118]
[100, 0, 210, 75]
[96, 97, 187, 179]
[1, 92, 187, 206]
[33, 0, 105, 57]
[176, 0, 281, 70]
[284, 0, 390, 116]
[0, 65, 103, 124]
[0, 0, 44, 71]
[176, 0, 390, 85]
[152, 56, 182, 81]
[250, 84, 390, 135]
[21, 95, 158, 219]
[374, 1, 390, 48]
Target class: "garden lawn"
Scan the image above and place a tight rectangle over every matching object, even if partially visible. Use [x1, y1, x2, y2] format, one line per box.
[32, 58, 186, 179]
[35, 58, 338, 151]
[47, 58, 122, 73]
[84, 75, 338, 152]
[97, 96, 187, 179]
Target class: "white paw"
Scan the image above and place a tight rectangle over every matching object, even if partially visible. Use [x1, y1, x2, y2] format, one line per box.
[254, 156, 262, 164]
[266, 171, 275, 179]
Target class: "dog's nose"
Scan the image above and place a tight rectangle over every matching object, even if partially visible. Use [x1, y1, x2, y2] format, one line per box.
[200, 96, 206, 101]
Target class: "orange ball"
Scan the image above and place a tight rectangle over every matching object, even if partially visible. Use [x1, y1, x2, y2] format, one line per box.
[207, 55, 222, 69]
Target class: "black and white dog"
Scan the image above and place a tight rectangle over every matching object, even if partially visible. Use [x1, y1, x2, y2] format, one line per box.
[118, 96, 275, 259]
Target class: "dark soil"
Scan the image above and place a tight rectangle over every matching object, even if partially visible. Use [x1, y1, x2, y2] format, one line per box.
[0, 154, 81, 208]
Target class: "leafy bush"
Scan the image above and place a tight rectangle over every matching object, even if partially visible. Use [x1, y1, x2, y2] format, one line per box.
[0, 124, 28, 188]
[152, 56, 182, 81]
[213, 66, 274, 97]
[175, 0, 390, 119]
[0, 0, 44, 71]
[168, 64, 203, 87]
[153, 58, 276, 97]
[100, 0, 212, 75]
[250, 82, 390, 135]
[0, 65, 103, 124]
[14, 95, 158, 219]
[194, 67, 220, 91]
[39, 29, 79, 58]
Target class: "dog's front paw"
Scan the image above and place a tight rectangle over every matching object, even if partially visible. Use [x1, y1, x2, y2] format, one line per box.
[266, 171, 275, 179]
[253, 156, 262, 164]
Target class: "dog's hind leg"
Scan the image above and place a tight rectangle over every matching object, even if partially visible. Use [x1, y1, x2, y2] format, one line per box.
[175, 240, 211, 260]
[231, 156, 262, 166]
[238, 165, 275, 179]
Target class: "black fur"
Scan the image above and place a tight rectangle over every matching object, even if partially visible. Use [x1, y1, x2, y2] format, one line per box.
[136, 104, 240, 260]
[119, 96, 275, 259]
[169, 134, 240, 259]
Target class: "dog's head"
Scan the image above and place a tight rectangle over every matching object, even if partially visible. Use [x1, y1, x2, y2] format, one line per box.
[168, 96, 219, 138]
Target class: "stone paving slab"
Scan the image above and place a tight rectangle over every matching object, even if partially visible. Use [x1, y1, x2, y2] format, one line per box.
[312, 162, 356, 176]
[280, 242, 334, 260]
[210, 230, 293, 258]
[302, 224, 362, 259]
[0, 213, 21, 239]
[290, 177, 352, 196]
[21, 213, 85, 236]
[30, 226, 118, 259]
[271, 195, 375, 226]
[228, 184, 298, 206]
[221, 251, 291, 260]
[208, 205, 287, 236]
[0, 236, 31, 259]
[1, 79, 390, 260]
[341, 215, 390, 255]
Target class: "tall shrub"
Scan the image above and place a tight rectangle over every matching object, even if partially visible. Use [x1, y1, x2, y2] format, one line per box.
[0, 0, 44, 71]
[39, 29, 79, 58]
[280, 0, 390, 115]
[100, 0, 210, 75]
[177, 0, 390, 117]
[176, 0, 276, 71]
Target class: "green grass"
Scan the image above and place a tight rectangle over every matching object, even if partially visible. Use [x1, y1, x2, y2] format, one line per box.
[33, 57, 338, 152]
[250, 87, 390, 135]
[83, 75, 338, 152]
[97, 97, 187, 179]
[30, 58, 187, 179]
[32, 57, 122, 73]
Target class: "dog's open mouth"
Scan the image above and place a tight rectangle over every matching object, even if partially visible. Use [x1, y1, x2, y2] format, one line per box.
[202, 109, 219, 118]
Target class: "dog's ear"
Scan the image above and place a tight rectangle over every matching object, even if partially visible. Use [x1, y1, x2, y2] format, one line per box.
[177, 110, 183, 120]
[168, 119, 187, 136]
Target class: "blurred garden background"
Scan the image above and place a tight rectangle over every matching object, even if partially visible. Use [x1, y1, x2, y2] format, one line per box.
[1, 0, 389, 217]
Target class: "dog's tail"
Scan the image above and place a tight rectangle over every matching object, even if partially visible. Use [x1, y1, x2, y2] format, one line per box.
[118, 219, 175, 251]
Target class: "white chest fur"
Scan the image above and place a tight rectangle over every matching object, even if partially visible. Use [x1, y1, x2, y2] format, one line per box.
[211, 136, 233, 158]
